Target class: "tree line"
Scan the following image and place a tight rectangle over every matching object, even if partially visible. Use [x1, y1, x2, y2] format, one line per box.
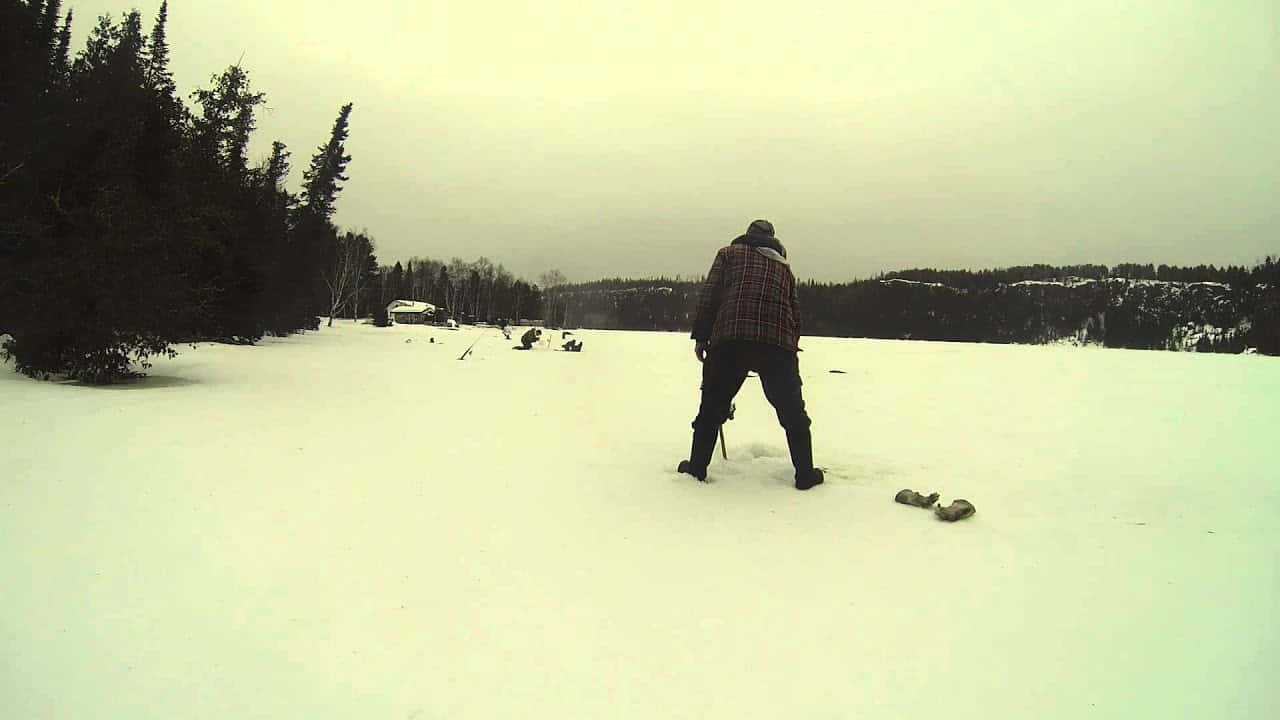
[873, 261, 1261, 290]
[552, 259, 1280, 355]
[347, 257, 549, 328]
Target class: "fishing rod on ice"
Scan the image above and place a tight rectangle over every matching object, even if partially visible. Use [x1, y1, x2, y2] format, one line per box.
[458, 329, 487, 360]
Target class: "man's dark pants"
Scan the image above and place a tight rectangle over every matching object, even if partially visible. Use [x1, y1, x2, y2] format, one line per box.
[688, 340, 814, 481]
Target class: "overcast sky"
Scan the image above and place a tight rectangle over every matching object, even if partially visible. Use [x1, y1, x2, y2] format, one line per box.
[70, 1, 1277, 283]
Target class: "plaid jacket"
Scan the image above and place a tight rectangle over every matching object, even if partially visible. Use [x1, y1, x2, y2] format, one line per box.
[690, 244, 801, 352]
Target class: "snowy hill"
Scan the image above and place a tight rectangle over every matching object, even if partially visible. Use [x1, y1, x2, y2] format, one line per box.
[2, 321, 1278, 719]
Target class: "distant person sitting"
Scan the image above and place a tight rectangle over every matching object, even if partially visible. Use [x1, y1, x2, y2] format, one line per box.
[514, 327, 541, 350]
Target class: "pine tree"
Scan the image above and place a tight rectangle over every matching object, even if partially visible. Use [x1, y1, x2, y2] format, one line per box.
[250, 139, 302, 336]
[262, 140, 291, 190]
[389, 261, 404, 301]
[183, 65, 272, 341]
[143, 1, 176, 103]
[191, 65, 266, 176]
[51, 9, 72, 82]
[299, 102, 353, 221]
[0, 0, 48, 334]
[4, 9, 189, 382]
[287, 102, 355, 328]
[38, 0, 61, 83]
[435, 266, 448, 310]
[355, 237, 379, 320]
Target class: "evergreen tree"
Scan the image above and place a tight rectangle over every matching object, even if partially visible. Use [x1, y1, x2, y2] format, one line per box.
[299, 102, 353, 222]
[354, 240, 379, 319]
[38, 0, 62, 83]
[4, 10, 190, 381]
[181, 64, 270, 342]
[47, 8, 72, 87]
[143, 1, 173, 97]
[434, 265, 449, 310]
[251, 139, 301, 336]
[191, 65, 265, 176]
[0, 0, 49, 333]
[284, 103, 354, 327]
[262, 140, 290, 189]
[388, 261, 404, 301]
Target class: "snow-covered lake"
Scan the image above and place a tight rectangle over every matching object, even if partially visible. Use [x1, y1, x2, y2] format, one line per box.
[3, 321, 1278, 719]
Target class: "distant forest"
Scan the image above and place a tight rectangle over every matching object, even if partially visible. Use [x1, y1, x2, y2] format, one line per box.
[350, 258, 551, 329]
[545, 259, 1280, 356]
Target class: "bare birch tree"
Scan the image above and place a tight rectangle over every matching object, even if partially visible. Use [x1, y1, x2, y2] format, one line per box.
[324, 231, 368, 327]
[446, 257, 470, 321]
[539, 269, 567, 325]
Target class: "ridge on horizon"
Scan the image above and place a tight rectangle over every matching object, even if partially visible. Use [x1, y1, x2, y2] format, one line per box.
[553, 256, 1279, 288]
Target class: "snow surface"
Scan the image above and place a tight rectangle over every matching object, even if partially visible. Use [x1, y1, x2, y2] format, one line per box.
[3, 321, 1279, 719]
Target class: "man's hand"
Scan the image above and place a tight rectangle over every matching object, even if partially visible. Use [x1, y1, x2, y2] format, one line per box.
[694, 340, 708, 363]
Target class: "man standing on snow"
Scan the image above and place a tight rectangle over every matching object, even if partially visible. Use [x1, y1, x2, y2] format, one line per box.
[679, 219, 822, 490]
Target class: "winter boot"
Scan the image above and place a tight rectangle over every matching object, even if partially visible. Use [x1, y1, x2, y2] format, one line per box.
[677, 460, 706, 482]
[784, 425, 821, 490]
[795, 468, 824, 491]
[679, 425, 719, 482]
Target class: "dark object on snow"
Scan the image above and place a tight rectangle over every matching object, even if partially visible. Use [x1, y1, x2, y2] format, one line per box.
[459, 330, 485, 360]
[935, 499, 976, 521]
[829, 369, 846, 374]
[516, 327, 541, 350]
[895, 489, 940, 508]
[562, 330, 574, 339]
[561, 339, 583, 352]
[795, 468, 824, 491]
[677, 460, 707, 482]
